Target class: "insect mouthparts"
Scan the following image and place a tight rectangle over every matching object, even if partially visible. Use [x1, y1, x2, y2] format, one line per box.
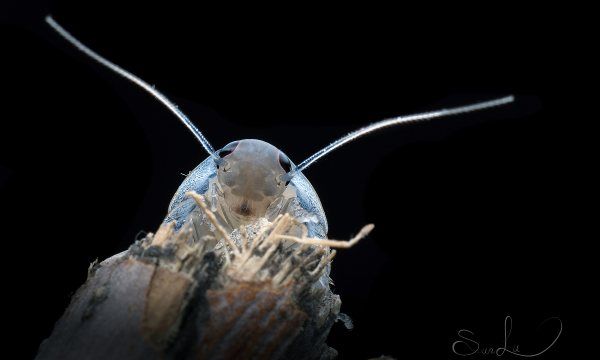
[239, 200, 253, 216]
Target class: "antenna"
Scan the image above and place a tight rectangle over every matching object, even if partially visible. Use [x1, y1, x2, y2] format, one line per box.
[45, 15, 217, 158]
[294, 95, 515, 173]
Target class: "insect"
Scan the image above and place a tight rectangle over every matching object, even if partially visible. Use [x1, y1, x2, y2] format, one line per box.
[45, 16, 514, 285]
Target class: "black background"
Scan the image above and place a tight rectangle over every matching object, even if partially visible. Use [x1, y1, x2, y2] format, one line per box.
[0, 1, 592, 359]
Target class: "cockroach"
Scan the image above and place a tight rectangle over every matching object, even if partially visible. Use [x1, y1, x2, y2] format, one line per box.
[45, 15, 514, 290]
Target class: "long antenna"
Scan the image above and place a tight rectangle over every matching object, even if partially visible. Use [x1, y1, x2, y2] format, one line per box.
[45, 15, 217, 158]
[294, 95, 515, 173]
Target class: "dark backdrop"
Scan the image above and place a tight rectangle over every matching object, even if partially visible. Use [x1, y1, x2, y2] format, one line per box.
[0, 2, 592, 359]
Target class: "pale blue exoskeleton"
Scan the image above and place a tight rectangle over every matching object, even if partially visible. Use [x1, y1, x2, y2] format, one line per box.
[45, 16, 514, 290]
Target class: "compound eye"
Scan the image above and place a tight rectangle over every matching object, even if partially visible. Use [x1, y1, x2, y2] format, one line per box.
[218, 141, 239, 158]
[278, 152, 292, 174]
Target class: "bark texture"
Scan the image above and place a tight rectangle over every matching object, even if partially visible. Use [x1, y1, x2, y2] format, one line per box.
[36, 192, 370, 360]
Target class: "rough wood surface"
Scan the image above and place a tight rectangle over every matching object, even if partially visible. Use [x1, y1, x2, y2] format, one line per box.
[36, 192, 371, 360]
